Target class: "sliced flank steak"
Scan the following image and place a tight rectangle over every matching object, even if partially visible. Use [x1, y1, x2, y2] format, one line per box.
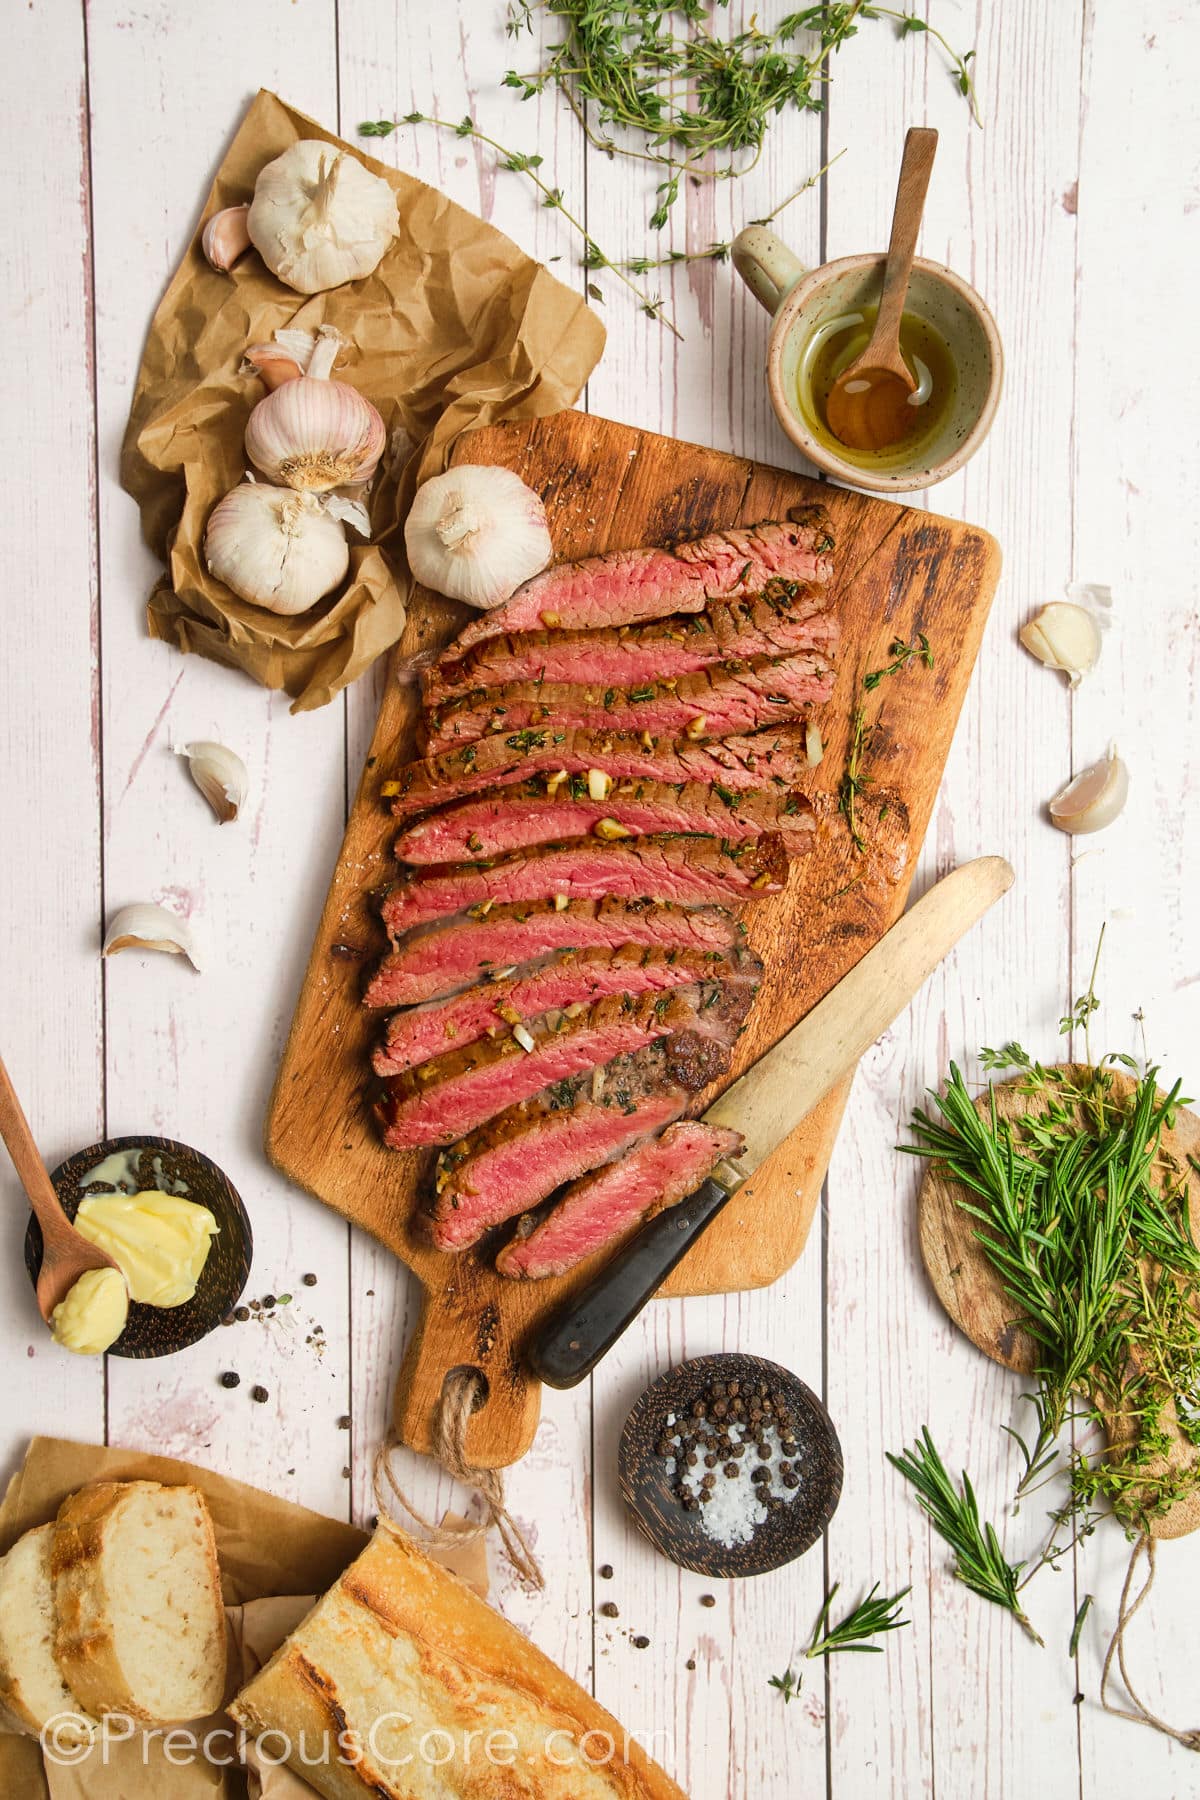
[445, 514, 835, 656]
[426, 1038, 734, 1252]
[372, 944, 736, 1077]
[393, 776, 816, 865]
[381, 834, 788, 936]
[495, 1120, 745, 1280]
[386, 722, 816, 821]
[376, 987, 708, 1148]
[422, 579, 838, 705]
[363, 898, 743, 1009]
[419, 653, 835, 755]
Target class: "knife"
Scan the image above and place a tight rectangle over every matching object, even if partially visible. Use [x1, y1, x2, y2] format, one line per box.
[527, 855, 1014, 1389]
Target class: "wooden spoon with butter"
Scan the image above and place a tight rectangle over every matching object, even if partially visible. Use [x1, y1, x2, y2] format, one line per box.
[825, 126, 938, 453]
[0, 1050, 122, 1319]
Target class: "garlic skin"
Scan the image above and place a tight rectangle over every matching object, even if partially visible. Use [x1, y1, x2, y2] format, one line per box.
[202, 204, 252, 272]
[175, 741, 247, 824]
[244, 332, 385, 491]
[103, 904, 203, 971]
[1048, 745, 1129, 835]
[404, 466, 553, 609]
[242, 343, 306, 390]
[1020, 602, 1103, 687]
[205, 483, 349, 616]
[247, 141, 399, 294]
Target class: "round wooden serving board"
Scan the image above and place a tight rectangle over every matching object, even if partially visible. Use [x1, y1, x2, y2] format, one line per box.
[267, 410, 1001, 1468]
[918, 1066, 1200, 1539]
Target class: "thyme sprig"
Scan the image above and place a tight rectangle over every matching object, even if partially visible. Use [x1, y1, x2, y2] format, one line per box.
[361, 111, 682, 335]
[839, 633, 935, 852]
[863, 633, 934, 690]
[769, 1580, 911, 1700]
[505, 3, 980, 230]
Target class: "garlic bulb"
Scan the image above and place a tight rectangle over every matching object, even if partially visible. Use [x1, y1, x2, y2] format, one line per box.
[175, 741, 247, 824]
[1020, 602, 1103, 687]
[1048, 745, 1129, 835]
[205, 483, 349, 616]
[404, 466, 553, 608]
[244, 330, 384, 491]
[247, 141, 399, 294]
[103, 903, 203, 971]
[202, 204, 252, 272]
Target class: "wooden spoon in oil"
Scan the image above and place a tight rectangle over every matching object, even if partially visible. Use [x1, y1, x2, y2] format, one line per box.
[825, 127, 938, 454]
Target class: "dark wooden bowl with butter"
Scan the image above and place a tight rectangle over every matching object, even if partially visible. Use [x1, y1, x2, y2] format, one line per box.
[24, 1136, 253, 1358]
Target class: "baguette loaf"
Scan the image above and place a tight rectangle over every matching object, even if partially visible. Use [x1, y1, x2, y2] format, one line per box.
[52, 1479, 226, 1723]
[0, 1524, 97, 1743]
[231, 1524, 686, 1799]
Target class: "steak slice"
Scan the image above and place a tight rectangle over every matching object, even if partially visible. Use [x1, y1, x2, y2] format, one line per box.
[419, 653, 835, 754]
[426, 1038, 732, 1251]
[376, 987, 706, 1148]
[495, 1121, 745, 1280]
[381, 834, 788, 935]
[422, 579, 838, 704]
[363, 898, 742, 1008]
[393, 776, 816, 865]
[387, 723, 815, 821]
[445, 514, 835, 656]
[372, 944, 726, 1076]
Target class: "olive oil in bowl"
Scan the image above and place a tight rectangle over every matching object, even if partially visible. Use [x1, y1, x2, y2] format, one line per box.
[798, 306, 956, 467]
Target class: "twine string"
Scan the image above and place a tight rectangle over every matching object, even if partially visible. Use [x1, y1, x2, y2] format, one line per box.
[1099, 1531, 1200, 1750]
[372, 1366, 544, 1589]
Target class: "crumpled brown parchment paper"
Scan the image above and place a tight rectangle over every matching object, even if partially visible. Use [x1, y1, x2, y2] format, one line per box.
[121, 89, 605, 712]
[0, 1436, 489, 1799]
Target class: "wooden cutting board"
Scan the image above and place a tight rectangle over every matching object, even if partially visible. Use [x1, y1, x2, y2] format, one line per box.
[266, 411, 1000, 1468]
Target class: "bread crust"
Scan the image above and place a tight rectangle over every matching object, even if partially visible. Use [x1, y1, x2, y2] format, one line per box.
[231, 1525, 686, 1799]
[51, 1479, 225, 1723]
[0, 1524, 96, 1741]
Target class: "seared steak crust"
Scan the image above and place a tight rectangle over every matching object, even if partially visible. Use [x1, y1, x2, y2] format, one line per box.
[393, 776, 815, 865]
[387, 724, 816, 822]
[381, 834, 788, 936]
[445, 515, 835, 656]
[419, 653, 835, 755]
[422, 579, 837, 705]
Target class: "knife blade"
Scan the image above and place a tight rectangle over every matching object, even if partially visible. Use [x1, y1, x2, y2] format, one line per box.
[527, 855, 1013, 1388]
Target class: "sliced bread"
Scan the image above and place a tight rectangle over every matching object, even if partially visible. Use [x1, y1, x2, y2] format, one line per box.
[52, 1480, 226, 1723]
[231, 1523, 684, 1800]
[0, 1523, 97, 1743]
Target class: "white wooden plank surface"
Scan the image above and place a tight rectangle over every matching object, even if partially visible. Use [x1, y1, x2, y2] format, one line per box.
[3, 4, 1199, 1796]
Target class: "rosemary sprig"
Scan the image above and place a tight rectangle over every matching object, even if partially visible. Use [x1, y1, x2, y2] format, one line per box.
[505, 3, 980, 229]
[769, 1580, 911, 1700]
[887, 1428, 1044, 1644]
[359, 112, 682, 336]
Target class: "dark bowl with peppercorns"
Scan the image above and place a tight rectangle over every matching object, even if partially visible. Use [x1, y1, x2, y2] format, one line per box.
[24, 1136, 253, 1359]
[619, 1353, 843, 1578]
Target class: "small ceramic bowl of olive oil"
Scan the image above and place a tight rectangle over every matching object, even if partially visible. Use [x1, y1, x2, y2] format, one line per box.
[732, 226, 1002, 492]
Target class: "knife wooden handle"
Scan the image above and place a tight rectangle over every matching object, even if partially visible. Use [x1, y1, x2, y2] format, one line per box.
[526, 1175, 735, 1389]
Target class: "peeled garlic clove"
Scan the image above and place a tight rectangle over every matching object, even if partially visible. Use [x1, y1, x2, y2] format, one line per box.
[175, 741, 247, 824]
[1048, 745, 1129, 835]
[245, 333, 386, 492]
[103, 904, 202, 971]
[247, 141, 399, 294]
[1020, 602, 1103, 687]
[204, 482, 349, 616]
[202, 204, 253, 272]
[404, 465, 552, 609]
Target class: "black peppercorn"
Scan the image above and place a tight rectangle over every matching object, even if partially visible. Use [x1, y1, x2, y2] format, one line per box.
[302, 1273, 318, 1287]
[219, 1371, 240, 1389]
[251, 1385, 269, 1404]
[699, 1593, 716, 1608]
[599, 1564, 613, 1580]
[234, 1306, 250, 1322]
[633, 1635, 650, 1650]
[600, 1601, 620, 1619]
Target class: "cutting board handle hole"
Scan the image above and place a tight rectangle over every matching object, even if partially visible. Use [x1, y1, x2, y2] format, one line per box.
[445, 1365, 490, 1414]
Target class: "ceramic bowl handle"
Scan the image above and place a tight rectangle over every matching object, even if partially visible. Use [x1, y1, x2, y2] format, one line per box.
[732, 226, 808, 314]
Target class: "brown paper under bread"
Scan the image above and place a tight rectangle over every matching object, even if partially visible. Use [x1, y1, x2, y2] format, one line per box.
[231, 1525, 686, 1800]
[121, 89, 605, 712]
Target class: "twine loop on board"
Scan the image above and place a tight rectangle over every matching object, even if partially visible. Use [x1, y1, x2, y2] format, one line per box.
[1100, 1531, 1200, 1751]
[372, 1366, 544, 1590]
